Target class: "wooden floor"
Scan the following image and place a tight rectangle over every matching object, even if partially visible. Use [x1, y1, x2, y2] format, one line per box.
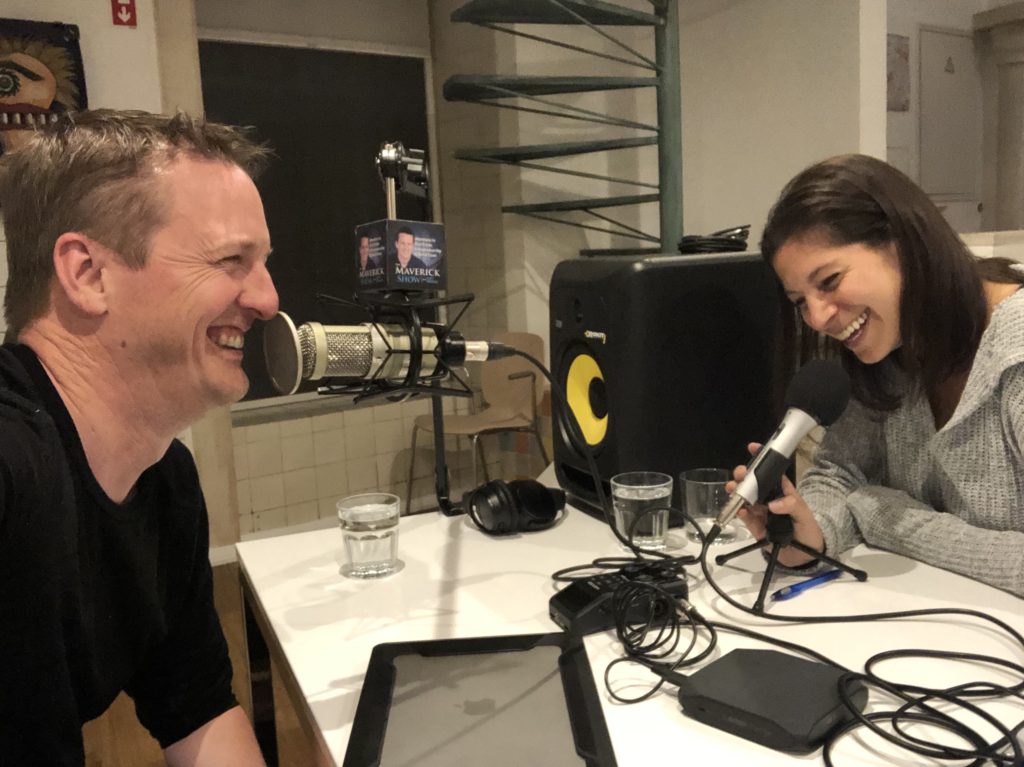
[82, 563, 317, 766]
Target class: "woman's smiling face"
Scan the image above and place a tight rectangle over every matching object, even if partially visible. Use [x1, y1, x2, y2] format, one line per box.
[773, 234, 903, 365]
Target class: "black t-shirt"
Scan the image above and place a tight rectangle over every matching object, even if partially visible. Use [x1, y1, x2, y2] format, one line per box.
[0, 344, 237, 765]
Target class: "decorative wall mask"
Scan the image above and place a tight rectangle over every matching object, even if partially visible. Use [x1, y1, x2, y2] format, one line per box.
[0, 18, 87, 156]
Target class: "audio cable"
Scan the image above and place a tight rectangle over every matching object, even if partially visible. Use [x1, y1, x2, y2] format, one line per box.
[506, 347, 1024, 765]
[694, 534, 1024, 764]
[603, 581, 717, 705]
[506, 348, 712, 705]
[677, 224, 751, 254]
[509, 346, 704, 563]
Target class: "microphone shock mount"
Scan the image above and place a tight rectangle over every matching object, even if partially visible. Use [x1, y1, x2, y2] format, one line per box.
[315, 290, 477, 405]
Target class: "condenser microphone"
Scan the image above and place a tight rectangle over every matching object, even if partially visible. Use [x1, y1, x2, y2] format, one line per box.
[263, 311, 513, 395]
[713, 359, 850, 532]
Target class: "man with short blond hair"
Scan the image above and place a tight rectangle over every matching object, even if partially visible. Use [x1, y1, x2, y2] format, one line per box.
[0, 110, 277, 765]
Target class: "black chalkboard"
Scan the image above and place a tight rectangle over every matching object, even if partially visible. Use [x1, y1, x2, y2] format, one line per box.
[198, 40, 430, 400]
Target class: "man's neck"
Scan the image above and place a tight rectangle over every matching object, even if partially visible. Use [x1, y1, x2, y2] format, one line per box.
[20, 324, 182, 503]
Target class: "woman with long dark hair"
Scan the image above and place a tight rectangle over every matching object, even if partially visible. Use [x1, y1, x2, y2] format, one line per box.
[733, 154, 1024, 596]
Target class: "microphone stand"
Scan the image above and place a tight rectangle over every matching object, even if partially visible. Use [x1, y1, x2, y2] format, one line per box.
[317, 141, 461, 515]
[315, 290, 475, 517]
[429, 393, 459, 516]
[714, 513, 868, 614]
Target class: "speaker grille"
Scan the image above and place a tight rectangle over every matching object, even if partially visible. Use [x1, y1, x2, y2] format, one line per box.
[297, 324, 316, 379]
[326, 330, 372, 378]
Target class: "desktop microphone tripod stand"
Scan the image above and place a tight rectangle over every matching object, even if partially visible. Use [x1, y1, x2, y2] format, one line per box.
[714, 513, 868, 613]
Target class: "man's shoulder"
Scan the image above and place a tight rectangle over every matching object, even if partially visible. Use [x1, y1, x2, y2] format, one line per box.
[0, 350, 66, 520]
[0, 346, 56, 459]
[0, 342, 39, 397]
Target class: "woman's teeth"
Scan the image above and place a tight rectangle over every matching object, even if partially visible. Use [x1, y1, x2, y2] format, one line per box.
[835, 312, 867, 342]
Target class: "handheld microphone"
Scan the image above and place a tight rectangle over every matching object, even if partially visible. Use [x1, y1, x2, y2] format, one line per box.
[263, 311, 514, 395]
[713, 359, 850, 530]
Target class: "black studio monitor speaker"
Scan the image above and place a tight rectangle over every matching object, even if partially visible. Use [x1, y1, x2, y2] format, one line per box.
[549, 252, 782, 514]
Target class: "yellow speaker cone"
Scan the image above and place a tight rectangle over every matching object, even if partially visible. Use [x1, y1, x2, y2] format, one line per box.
[565, 353, 607, 446]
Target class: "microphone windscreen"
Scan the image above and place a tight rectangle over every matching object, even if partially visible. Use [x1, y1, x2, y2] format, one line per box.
[783, 359, 850, 426]
[263, 311, 302, 395]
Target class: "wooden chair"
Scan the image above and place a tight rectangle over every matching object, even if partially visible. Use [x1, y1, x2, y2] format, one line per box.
[405, 332, 549, 514]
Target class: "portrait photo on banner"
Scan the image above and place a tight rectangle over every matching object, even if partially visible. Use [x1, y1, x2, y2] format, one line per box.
[0, 17, 87, 157]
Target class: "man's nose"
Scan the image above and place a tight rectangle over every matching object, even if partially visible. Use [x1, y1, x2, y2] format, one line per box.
[241, 261, 279, 321]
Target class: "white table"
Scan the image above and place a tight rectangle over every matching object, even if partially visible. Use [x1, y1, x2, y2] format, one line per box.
[237, 496, 1024, 766]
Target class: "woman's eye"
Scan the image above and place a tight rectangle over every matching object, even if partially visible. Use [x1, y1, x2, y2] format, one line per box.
[820, 273, 841, 291]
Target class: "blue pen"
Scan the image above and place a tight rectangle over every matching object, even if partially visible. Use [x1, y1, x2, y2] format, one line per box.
[770, 569, 843, 601]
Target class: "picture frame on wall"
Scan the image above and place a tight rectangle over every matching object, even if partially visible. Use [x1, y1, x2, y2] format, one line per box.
[887, 33, 910, 112]
[0, 17, 87, 157]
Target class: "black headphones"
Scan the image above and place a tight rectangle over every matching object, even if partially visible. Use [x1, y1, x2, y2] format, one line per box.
[463, 479, 566, 536]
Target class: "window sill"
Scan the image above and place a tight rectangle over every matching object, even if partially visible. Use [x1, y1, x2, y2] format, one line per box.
[231, 391, 360, 428]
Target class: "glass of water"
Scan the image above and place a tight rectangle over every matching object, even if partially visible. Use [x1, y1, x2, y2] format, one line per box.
[610, 472, 673, 551]
[337, 492, 403, 578]
[682, 468, 733, 544]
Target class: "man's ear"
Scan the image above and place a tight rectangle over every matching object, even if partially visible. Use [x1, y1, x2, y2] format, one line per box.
[52, 232, 112, 317]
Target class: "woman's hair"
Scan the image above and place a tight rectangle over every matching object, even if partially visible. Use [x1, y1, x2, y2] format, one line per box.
[760, 153, 1022, 410]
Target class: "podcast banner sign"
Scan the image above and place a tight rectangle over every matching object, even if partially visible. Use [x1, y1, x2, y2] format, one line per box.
[355, 219, 446, 293]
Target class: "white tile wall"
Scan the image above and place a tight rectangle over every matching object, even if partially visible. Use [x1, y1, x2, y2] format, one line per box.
[312, 428, 346, 464]
[315, 460, 349, 499]
[281, 432, 315, 472]
[247, 438, 282, 476]
[234, 396, 481, 533]
[249, 474, 285, 512]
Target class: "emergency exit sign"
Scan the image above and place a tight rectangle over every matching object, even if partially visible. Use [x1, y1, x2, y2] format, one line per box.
[112, 0, 137, 27]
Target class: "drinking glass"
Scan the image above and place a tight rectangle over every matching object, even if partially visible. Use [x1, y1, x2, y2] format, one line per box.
[337, 492, 403, 578]
[682, 468, 733, 544]
[610, 472, 673, 550]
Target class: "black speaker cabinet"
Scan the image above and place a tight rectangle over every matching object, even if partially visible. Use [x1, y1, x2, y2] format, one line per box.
[550, 252, 781, 514]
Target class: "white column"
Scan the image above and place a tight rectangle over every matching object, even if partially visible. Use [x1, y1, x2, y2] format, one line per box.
[977, 7, 1024, 230]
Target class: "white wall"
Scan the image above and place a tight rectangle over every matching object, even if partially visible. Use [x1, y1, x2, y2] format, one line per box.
[975, 0, 1024, 231]
[681, 0, 882, 249]
[482, 0, 887, 348]
[2, 0, 162, 112]
[860, 0, 888, 156]
[886, 0, 988, 232]
[496, 15, 652, 341]
[886, 0, 988, 176]
[963, 230, 1024, 262]
[195, 0, 430, 52]
[0, 1, 163, 339]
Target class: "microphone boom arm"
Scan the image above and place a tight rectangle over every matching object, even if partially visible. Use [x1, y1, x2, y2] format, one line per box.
[313, 289, 478, 516]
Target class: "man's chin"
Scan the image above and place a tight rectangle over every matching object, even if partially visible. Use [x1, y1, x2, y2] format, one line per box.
[228, 378, 250, 404]
[207, 374, 250, 408]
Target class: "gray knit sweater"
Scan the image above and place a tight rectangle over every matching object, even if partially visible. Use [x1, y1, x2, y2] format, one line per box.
[801, 287, 1024, 597]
